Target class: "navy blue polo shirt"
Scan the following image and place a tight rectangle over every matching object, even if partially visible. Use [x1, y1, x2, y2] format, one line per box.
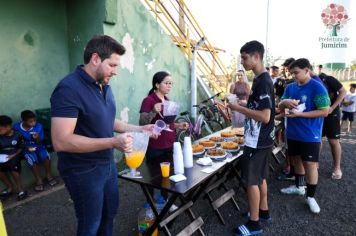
[50, 66, 116, 172]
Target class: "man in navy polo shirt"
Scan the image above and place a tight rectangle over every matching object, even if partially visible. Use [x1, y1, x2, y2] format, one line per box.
[50, 35, 153, 236]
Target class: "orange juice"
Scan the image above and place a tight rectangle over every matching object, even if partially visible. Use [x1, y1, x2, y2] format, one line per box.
[160, 162, 170, 177]
[126, 151, 145, 168]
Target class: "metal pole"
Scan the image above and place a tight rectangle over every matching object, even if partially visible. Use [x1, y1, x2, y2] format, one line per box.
[265, 0, 270, 66]
[191, 37, 205, 120]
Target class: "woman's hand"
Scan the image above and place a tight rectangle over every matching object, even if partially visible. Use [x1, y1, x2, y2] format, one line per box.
[175, 122, 189, 130]
[152, 103, 162, 113]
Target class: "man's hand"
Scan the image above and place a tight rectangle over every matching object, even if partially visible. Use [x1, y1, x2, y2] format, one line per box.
[328, 106, 334, 114]
[238, 100, 247, 107]
[113, 133, 133, 153]
[228, 102, 242, 111]
[6, 154, 15, 160]
[281, 99, 299, 109]
[286, 111, 301, 118]
[140, 124, 160, 139]
[140, 124, 154, 133]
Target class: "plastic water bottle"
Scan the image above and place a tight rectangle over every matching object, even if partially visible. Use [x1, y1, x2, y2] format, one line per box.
[138, 203, 158, 236]
[156, 195, 166, 214]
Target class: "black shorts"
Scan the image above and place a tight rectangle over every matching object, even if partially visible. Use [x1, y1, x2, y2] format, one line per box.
[0, 157, 22, 172]
[287, 139, 320, 162]
[342, 111, 354, 122]
[240, 146, 271, 186]
[322, 113, 340, 139]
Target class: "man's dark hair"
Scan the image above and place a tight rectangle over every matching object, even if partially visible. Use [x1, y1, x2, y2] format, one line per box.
[21, 110, 36, 121]
[318, 64, 323, 69]
[282, 58, 295, 67]
[266, 67, 270, 71]
[240, 40, 264, 60]
[350, 83, 356, 89]
[0, 115, 12, 127]
[84, 35, 126, 64]
[271, 66, 279, 70]
[288, 58, 311, 70]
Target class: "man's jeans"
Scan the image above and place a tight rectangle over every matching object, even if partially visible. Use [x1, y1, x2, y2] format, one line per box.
[61, 160, 119, 236]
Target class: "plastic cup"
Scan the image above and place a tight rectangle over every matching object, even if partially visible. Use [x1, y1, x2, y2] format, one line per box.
[160, 162, 170, 177]
[153, 119, 166, 134]
[227, 94, 238, 104]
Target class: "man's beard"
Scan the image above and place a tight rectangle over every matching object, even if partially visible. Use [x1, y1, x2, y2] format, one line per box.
[96, 70, 106, 85]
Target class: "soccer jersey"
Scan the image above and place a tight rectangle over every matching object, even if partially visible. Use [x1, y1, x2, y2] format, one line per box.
[244, 72, 275, 149]
[0, 130, 24, 155]
[13, 122, 45, 148]
[282, 78, 330, 142]
[319, 73, 343, 115]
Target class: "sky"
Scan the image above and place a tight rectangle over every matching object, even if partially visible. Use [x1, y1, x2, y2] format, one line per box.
[186, 0, 355, 66]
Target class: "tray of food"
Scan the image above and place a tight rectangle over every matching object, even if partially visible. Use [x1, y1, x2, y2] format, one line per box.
[221, 141, 240, 153]
[206, 148, 227, 160]
[209, 136, 225, 145]
[192, 144, 205, 156]
[199, 140, 216, 149]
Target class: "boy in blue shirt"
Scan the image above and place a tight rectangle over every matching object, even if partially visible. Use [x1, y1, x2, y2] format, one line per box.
[0, 115, 27, 200]
[279, 58, 329, 214]
[13, 110, 57, 191]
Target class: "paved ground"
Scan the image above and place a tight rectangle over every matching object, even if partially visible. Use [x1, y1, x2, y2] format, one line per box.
[2, 131, 356, 235]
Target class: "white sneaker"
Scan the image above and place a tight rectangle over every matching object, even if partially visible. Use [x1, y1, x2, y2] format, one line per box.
[306, 197, 320, 214]
[280, 185, 305, 195]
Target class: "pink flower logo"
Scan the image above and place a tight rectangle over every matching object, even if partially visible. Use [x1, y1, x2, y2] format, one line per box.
[321, 3, 349, 36]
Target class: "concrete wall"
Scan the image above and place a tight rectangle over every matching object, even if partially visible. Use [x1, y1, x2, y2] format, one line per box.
[66, 0, 106, 70]
[104, 0, 191, 124]
[0, 0, 70, 119]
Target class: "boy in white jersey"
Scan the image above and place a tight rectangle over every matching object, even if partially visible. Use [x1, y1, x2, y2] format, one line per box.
[341, 83, 356, 134]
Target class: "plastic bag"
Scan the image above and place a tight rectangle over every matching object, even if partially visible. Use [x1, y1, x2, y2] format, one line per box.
[231, 111, 245, 128]
[163, 101, 180, 123]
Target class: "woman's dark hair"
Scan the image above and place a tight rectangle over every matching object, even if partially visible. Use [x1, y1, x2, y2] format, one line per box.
[84, 35, 126, 64]
[148, 71, 171, 95]
[0, 115, 12, 127]
[21, 110, 36, 121]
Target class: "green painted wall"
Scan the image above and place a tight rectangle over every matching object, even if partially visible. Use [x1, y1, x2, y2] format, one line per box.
[66, 0, 105, 70]
[104, 0, 191, 124]
[0, 0, 69, 118]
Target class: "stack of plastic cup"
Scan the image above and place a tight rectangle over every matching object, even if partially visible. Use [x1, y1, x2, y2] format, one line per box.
[173, 142, 184, 174]
[183, 137, 193, 168]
